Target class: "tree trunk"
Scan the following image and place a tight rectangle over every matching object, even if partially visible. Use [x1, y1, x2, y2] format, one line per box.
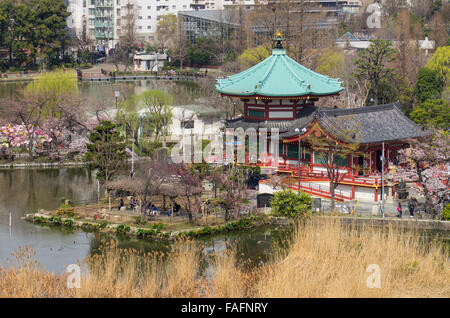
[140, 204, 145, 223]
[416, 163, 435, 216]
[330, 182, 336, 211]
[28, 134, 35, 161]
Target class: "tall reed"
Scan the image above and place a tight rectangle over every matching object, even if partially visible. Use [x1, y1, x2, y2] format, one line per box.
[1, 218, 448, 298]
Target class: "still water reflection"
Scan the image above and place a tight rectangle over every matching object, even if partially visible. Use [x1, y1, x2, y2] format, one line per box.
[0, 167, 289, 274]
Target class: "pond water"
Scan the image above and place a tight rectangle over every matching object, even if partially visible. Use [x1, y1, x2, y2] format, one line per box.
[0, 79, 207, 108]
[0, 167, 293, 274]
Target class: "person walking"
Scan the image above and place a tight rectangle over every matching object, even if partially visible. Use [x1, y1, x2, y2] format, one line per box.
[397, 202, 403, 218]
[408, 197, 417, 217]
[118, 198, 124, 211]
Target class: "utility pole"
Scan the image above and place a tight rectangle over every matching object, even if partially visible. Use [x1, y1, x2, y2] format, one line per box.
[114, 90, 120, 108]
[381, 142, 385, 218]
[132, 131, 135, 174]
[295, 127, 307, 194]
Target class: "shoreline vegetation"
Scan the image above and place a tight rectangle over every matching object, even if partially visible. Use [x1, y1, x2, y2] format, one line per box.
[1, 218, 448, 298]
[23, 213, 274, 240]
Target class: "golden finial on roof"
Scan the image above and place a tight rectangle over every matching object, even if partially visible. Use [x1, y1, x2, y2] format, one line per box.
[273, 30, 285, 49]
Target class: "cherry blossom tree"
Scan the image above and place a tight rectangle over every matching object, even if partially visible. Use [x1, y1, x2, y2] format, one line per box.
[397, 129, 450, 216]
[170, 163, 203, 223]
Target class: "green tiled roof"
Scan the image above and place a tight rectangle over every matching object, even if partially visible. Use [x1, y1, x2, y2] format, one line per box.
[216, 48, 344, 97]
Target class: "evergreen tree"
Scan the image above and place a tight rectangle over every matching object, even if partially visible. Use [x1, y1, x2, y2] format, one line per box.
[86, 121, 127, 182]
[414, 68, 444, 103]
[409, 99, 450, 130]
[353, 40, 397, 105]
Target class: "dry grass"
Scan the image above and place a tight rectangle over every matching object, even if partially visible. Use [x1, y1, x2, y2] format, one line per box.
[254, 219, 449, 298]
[1, 218, 448, 298]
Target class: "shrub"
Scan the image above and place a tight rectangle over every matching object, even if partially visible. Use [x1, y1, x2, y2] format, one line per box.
[56, 204, 75, 217]
[442, 204, 450, 221]
[81, 223, 96, 231]
[151, 223, 165, 232]
[134, 216, 147, 225]
[116, 224, 130, 234]
[98, 222, 107, 229]
[63, 219, 74, 227]
[33, 216, 47, 224]
[136, 228, 158, 237]
[270, 190, 312, 218]
[48, 216, 62, 225]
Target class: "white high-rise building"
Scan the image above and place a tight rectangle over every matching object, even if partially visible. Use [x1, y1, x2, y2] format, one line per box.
[132, 0, 193, 44]
[66, 0, 197, 50]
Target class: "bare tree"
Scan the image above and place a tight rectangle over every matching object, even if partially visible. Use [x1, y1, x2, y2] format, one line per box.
[156, 14, 177, 53]
[304, 122, 365, 210]
[170, 18, 189, 70]
[71, 19, 94, 64]
[247, 0, 330, 63]
[429, 12, 448, 49]
[116, 0, 138, 72]
[104, 161, 170, 223]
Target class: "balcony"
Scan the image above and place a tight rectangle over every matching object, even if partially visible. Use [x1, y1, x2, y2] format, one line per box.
[95, 0, 114, 7]
[95, 21, 114, 28]
[95, 31, 114, 39]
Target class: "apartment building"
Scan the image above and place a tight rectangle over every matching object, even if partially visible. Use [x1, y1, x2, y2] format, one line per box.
[67, 0, 195, 49]
[66, 0, 363, 49]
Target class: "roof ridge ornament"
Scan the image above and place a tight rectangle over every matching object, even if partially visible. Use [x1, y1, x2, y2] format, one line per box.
[273, 30, 285, 49]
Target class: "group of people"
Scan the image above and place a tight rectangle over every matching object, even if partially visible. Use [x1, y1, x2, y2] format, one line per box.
[117, 197, 182, 217]
[397, 197, 418, 218]
[145, 202, 159, 216]
[118, 197, 140, 211]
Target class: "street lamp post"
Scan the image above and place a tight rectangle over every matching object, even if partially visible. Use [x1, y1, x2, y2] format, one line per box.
[381, 142, 385, 218]
[295, 128, 307, 194]
[114, 90, 120, 109]
[131, 131, 135, 174]
[139, 114, 143, 157]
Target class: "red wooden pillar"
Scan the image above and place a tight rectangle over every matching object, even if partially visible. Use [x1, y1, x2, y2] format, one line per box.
[348, 155, 353, 176]
[374, 187, 378, 202]
[371, 151, 377, 174]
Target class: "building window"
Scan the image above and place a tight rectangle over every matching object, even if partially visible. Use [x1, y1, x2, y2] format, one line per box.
[314, 151, 329, 165]
[181, 120, 194, 129]
[279, 142, 284, 156]
[138, 16, 142, 19]
[147, 16, 151, 19]
[286, 144, 298, 159]
[248, 110, 264, 118]
[138, 26, 142, 30]
[147, 6, 151, 9]
[333, 154, 348, 167]
[304, 148, 311, 162]
[147, 25, 151, 29]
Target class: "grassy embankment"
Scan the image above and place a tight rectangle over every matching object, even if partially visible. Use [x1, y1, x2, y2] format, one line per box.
[1, 217, 448, 298]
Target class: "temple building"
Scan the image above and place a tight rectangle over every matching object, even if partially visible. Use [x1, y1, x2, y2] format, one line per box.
[216, 32, 426, 203]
